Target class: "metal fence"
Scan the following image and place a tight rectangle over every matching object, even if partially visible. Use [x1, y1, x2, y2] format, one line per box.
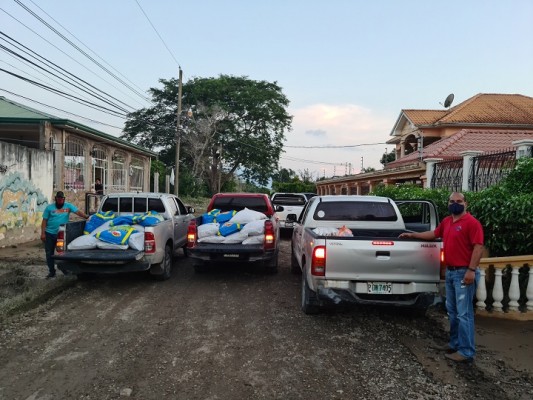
[469, 148, 517, 192]
[431, 157, 463, 191]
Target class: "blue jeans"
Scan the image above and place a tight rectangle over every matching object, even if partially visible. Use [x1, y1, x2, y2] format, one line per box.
[44, 232, 57, 275]
[445, 268, 480, 359]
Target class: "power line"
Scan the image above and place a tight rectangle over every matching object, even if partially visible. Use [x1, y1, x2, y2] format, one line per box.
[27, 0, 152, 103]
[0, 6, 151, 106]
[133, 0, 181, 67]
[284, 142, 388, 148]
[0, 88, 124, 129]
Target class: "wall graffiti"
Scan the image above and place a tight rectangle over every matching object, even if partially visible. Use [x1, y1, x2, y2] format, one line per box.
[0, 172, 49, 238]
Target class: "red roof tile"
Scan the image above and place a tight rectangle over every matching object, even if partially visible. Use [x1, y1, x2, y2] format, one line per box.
[385, 130, 533, 169]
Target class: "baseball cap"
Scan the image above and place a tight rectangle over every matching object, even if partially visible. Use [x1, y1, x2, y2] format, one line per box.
[55, 191, 65, 198]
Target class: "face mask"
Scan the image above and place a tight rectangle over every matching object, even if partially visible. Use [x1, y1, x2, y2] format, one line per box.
[56, 198, 65, 208]
[448, 203, 464, 215]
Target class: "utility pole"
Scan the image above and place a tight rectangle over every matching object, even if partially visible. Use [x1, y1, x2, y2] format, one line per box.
[174, 68, 183, 196]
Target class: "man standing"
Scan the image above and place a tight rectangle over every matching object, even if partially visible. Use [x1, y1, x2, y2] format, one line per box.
[399, 192, 484, 362]
[40, 191, 88, 278]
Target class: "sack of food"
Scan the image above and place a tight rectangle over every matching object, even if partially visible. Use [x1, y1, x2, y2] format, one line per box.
[218, 222, 242, 237]
[83, 211, 116, 234]
[230, 207, 267, 224]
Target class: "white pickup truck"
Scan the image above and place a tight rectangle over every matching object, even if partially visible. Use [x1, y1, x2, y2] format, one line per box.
[270, 193, 309, 230]
[288, 195, 443, 314]
[53, 192, 195, 280]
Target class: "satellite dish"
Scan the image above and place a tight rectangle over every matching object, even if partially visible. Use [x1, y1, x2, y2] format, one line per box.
[444, 93, 454, 108]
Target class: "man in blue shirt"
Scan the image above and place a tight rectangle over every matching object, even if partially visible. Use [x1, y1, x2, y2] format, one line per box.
[40, 191, 88, 278]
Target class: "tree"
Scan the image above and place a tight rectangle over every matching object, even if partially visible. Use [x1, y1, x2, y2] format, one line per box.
[122, 75, 292, 195]
[380, 151, 395, 166]
[361, 167, 376, 173]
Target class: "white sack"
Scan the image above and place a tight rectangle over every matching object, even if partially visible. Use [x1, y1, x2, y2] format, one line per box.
[222, 230, 249, 244]
[128, 232, 145, 251]
[198, 235, 226, 243]
[242, 235, 265, 245]
[241, 220, 265, 236]
[313, 227, 340, 236]
[198, 222, 220, 239]
[96, 240, 129, 250]
[229, 207, 267, 224]
[67, 234, 97, 250]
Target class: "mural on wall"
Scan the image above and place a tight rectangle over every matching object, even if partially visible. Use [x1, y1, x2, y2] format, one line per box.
[0, 172, 49, 238]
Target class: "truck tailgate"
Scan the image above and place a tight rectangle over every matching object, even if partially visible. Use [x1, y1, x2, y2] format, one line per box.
[324, 238, 441, 282]
[53, 249, 144, 263]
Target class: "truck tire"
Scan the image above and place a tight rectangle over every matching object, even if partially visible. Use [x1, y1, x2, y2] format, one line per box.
[152, 244, 172, 281]
[301, 270, 320, 314]
[290, 247, 300, 274]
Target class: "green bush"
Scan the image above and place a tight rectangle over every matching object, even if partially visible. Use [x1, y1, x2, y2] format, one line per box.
[370, 158, 533, 257]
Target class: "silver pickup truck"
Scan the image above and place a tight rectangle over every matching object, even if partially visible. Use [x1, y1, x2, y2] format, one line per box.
[53, 192, 195, 280]
[288, 195, 443, 314]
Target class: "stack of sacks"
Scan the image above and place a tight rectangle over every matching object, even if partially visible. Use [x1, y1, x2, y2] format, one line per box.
[198, 207, 267, 244]
[67, 210, 164, 251]
[312, 226, 354, 237]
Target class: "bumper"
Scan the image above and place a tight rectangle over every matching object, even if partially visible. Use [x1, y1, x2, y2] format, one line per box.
[315, 280, 441, 309]
[188, 246, 277, 265]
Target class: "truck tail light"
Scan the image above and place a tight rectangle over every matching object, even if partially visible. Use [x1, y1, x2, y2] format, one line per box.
[144, 231, 156, 254]
[264, 220, 275, 250]
[311, 245, 326, 276]
[187, 220, 197, 248]
[439, 248, 446, 280]
[55, 230, 65, 254]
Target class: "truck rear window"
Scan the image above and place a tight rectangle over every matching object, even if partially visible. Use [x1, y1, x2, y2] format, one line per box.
[101, 197, 166, 214]
[313, 202, 398, 222]
[212, 197, 268, 214]
[272, 194, 306, 206]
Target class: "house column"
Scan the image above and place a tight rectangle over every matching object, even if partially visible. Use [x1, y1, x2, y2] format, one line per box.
[424, 158, 443, 189]
[460, 151, 483, 191]
[513, 139, 533, 159]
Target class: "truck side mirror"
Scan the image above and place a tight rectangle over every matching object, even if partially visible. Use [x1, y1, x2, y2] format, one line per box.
[286, 213, 297, 223]
[275, 205, 284, 212]
[187, 206, 195, 214]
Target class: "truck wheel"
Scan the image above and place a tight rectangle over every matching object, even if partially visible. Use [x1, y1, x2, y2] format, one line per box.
[301, 271, 320, 314]
[153, 244, 172, 281]
[290, 247, 300, 274]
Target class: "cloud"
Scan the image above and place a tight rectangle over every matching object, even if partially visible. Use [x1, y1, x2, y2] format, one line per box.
[281, 103, 395, 177]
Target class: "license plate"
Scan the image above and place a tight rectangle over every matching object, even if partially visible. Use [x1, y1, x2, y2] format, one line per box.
[223, 254, 239, 258]
[367, 282, 392, 294]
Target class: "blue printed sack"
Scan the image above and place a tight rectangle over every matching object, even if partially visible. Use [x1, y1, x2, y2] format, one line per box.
[96, 225, 138, 245]
[215, 210, 237, 224]
[83, 211, 116, 235]
[110, 215, 136, 227]
[202, 209, 221, 224]
[218, 222, 241, 237]
[134, 211, 164, 227]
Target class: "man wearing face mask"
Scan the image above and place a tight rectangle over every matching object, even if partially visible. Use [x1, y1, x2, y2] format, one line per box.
[41, 191, 88, 278]
[399, 192, 484, 363]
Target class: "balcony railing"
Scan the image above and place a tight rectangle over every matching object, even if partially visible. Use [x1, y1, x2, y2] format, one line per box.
[475, 255, 532, 320]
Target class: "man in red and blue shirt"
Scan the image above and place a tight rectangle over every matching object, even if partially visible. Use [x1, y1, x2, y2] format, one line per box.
[400, 192, 484, 362]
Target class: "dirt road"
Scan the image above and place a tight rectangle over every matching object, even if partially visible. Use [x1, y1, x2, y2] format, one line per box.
[0, 238, 531, 399]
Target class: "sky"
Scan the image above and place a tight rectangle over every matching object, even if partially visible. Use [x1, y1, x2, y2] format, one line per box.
[1, 0, 533, 179]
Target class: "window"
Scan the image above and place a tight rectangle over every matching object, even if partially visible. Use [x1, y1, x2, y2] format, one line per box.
[175, 197, 187, 215]
[313, 202, 398, 222]
[130, 156, 144, 191]
[111, 151, 126, 192]
[272, 194, 306, 206]
[64, 137, 86, 190]
[92, 145, 107, 193]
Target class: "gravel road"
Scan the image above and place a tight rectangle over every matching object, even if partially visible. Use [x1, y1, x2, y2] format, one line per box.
[0, 236, 531, 399]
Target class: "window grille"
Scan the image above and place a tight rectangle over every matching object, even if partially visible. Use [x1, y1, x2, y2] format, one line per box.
[92, 145, 108, 192]
[110, 151, 127, 192]
[130, 156, 144, 191]
[64, 137, 86, 190]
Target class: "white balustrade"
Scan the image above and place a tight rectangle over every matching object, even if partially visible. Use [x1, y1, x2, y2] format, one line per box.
[527, 268, 533, 312]
[508, 267, 520, 312]
[492, 269, 504, 312]
[475, 268, 487, 311]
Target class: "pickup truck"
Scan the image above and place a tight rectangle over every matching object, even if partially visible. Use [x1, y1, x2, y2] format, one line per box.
[288, 195, 443, 314]
[53, 192, 195, 280]
[186, 193, 281, 273]
[270, 192, 308, 230]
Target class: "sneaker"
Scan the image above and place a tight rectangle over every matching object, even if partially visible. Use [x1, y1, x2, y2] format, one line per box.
[430, 343, 455, 353]
[45, 273, 56, 279]
[445, 352, 473, 363]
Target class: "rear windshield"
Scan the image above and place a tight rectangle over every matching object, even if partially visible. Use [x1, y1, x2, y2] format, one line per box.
[212, 197, 268, 214]
[313, 201, 398, 222]
[101, 197, 166, 214]
[272, 194, 306, 206]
